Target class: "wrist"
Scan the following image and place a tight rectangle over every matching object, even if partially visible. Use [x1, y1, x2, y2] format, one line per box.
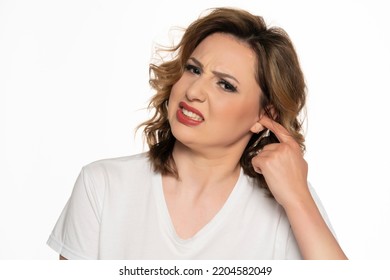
[281, 186, 314, 214]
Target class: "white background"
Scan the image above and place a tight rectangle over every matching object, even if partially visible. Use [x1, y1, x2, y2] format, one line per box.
[1, 0, 389, 260]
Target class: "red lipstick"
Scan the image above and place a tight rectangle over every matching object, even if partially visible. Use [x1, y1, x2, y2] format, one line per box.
[176, 101, 204, 126]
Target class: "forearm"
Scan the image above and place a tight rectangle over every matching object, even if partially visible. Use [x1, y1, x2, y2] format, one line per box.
[284, 194, 348, 260]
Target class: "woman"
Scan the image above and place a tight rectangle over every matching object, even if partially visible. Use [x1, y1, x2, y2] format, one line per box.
[48, 7, 347, 259]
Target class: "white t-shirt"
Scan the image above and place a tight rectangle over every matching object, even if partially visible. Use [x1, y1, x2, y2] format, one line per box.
[47, 153, 333, 259]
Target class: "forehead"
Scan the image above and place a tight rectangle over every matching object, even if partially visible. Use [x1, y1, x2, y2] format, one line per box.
[191, 33, 257, 80]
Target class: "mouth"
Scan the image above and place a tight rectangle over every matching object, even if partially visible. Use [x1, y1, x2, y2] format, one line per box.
[176, 101, 204, 126]
[179, 102, 204, 121]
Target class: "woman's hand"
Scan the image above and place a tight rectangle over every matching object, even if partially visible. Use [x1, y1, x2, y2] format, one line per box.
[251, 115, 310, 208]
[252, 115, 347, 259]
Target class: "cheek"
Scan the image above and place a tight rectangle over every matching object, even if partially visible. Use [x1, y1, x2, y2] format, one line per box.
[169, 83, 178, 101]
[168, 82, 180, 105]
[217, 99, 260, 124]
[167, 82, 183, 121]
[169, 76, 186, 102]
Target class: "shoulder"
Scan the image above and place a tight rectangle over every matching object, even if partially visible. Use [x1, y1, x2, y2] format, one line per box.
[240, 174, 284, 215]
[79, 152, 153, 193]
[82, 152, 151, 176]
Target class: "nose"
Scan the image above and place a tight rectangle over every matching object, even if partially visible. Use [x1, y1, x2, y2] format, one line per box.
[185, 77, 207, 103]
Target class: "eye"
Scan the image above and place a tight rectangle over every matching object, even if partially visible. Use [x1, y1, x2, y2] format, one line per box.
[185, 64, 201, 75]
[217, 79, 238, 93]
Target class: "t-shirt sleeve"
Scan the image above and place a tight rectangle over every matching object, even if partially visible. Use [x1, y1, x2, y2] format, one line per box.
[47, 166, 102, 259]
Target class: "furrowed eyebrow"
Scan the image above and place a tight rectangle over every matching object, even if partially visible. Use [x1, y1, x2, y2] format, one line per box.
[188, 57, 203, 68]
[212, 70, 239, 84]
[188, 57, 240, 84]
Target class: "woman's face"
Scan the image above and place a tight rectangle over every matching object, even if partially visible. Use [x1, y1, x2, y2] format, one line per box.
[168, 33, 263, 154]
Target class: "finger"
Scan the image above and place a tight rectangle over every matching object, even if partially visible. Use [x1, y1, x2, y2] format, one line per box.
[251, 156, 263, 174]
[252, 150, 277, 174]
[254, 143, 277, 159]
[253, 166, 262, 174]
[259, 143, 279, 152]
[259, 115, 294, 143]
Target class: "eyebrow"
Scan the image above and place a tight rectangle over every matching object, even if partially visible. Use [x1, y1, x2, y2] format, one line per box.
[188, 57, 240, 84]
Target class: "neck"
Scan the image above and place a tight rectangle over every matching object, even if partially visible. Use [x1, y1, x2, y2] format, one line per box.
[170, 141, 243, 190]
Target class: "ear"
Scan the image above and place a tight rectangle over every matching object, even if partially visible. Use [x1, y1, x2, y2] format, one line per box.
[250, 105, 277, 134]
[265, 104, 278, 121]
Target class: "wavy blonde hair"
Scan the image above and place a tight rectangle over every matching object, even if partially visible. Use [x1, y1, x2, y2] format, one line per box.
[139, 7, 306, 191]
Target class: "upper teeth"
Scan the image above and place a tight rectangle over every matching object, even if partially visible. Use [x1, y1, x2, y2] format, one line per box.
[182, 108, 203, 121]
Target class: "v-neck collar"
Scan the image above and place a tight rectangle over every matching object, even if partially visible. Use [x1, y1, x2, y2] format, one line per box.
[152, 169, 245, 246]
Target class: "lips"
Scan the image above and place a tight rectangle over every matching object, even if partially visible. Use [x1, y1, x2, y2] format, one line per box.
[176, 101, 204, 126]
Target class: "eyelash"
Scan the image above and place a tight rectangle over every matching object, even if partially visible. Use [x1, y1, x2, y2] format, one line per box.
[184, 64, 238, 93]
[185, 64, 201, 75]
[217, 80, 237, 93]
